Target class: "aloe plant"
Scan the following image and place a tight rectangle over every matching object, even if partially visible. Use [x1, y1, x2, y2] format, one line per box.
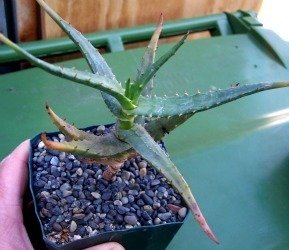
[2, 0, 289, 244]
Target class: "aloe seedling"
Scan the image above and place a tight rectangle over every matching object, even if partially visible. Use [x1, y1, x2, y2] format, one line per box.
[2, 0, 289, 244]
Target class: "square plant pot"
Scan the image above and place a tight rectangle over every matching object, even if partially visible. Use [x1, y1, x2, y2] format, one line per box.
[28, 124, 188, 250]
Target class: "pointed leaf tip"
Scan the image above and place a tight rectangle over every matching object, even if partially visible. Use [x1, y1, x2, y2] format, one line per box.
[191, 201, 220, 244]
[117, 124, 218, 243]
[45, 101, 49, 110]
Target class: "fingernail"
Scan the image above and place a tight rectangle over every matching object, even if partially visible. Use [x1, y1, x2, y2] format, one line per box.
[0, 154, 11, 166]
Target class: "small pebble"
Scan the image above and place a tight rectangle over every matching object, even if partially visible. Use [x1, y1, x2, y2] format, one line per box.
[128, 190, 138, 196]
[142, 211, 151, 221]
[84, 213, 94, 222]
[140, 193, 153, 205]
[158, 206, 166, 213]
[58, 134, 65, 142]
[50, 156, 59, 166]
[35, 179, 46, 188]
[152, 202, 161, 209]
[76, 168, 83, 176]
[99, 213, 106, 219]
[73, 235, 82, 240]
[143, 205, 153, 212]
[121, 171, 131, 181]
[139, 168, 147, 177]
[38, 141, 45, 149]
[178, 207, 187, 218]
[66, 196, 75, 203]
[102, 190, 112, 201]
[158, 212, 172, 221]
[121, 197, 129, 205]
[56, 215, 65, 223]
[138, 161, 147, 169]
[52, 222, 62, 232]
[91, 192, 101, 199]
[85, 169, 95, 175]
[72, 213, 86, 220]
[124, 215, 138, 226]
[62, 190, 72, 198]
[151, 179, 160, 186]
[97, 125, 106, 133]
[40, 191, 50, 198]
[73, 184, 83, 191]
[127, 195, 135, 203]
[51, 206, 62, 216]
[116, 206, 129, 215]
[167, 204, 181, 214]
[41, 208, 51, 217]
[102, 203, 110, 213]
[114, 200, 122, 206]
[60, 183, 71, 192]
[146, 190, 155, 197]
[154, 217, 162, 225]
[44, 155, 52, 162]
[50, 165, 60, 177]
[68, 154, 76, 160]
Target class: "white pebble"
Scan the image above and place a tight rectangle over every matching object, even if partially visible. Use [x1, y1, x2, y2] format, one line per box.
[73, 235, 82, 240]
[97, 125, 106, 133]
[178, 207, 187, 218]
[58, 133, 65, 142]
[76, 168, 83, 176]
[38, 141, 45, 149]
[69, 221, 77, 232]
[59, 152, 66, 161]
[91, 192, 101, 199]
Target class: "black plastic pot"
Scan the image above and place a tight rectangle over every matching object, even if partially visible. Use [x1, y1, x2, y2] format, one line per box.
[28, 125, 187, 250]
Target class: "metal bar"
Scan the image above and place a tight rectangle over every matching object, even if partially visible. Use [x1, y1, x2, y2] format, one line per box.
[0, 11, 255, 64]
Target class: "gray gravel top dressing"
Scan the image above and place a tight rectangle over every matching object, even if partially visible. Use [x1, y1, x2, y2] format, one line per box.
[31, 125, 187, 244]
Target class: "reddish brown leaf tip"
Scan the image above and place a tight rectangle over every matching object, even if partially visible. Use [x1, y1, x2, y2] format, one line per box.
[158, 13, 164, 26]
[41, 132, 49, 146]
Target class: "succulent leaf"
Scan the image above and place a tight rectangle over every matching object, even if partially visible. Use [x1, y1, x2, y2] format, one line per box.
[117, 123, 219, 244]
[41, 129, 133, 164]
[36, 0, 114, 78]
[45, 104, 93, 141]
[0, 34, 136, 110]
[145, 114, 192, 141]
[135, 14, 163, 97]
[36, 0, 126, 119]
[127, 82, 289, 117]
[133, 32, 189, 100]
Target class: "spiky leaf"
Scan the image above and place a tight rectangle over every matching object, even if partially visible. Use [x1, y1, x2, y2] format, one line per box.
[135, 14, 163, 97]
[127, 82, 289, 117]
[117, 124, 219, 244]
[45, 104, 94, 141]
[36, 0, 126, 118]
[41, 130, 132, 164]
[145, 114, 192, 141]
[0, 34, 135, 110]
[133, 32, 189, 101]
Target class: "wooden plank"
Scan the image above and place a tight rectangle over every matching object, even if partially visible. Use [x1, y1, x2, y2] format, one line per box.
[41, 0, 263, 39]
[15, 0, 39, 42]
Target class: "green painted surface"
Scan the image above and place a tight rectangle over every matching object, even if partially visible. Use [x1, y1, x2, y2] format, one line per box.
[1, 27, 289, 249]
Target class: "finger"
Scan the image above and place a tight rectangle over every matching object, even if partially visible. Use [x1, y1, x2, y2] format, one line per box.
[84, 242, 125, 250]
[0, 140, 30, 206]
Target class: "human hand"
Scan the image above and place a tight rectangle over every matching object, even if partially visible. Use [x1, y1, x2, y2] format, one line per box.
[0, 141, 124, 250]
[0, 140, 33, 250]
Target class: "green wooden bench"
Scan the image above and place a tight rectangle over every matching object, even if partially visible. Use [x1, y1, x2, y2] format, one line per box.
[1, 11, 289, 249]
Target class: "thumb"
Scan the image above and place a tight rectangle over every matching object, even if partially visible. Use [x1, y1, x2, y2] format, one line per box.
[0, 140, 30, 206]
[84, 242, 125, 250]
